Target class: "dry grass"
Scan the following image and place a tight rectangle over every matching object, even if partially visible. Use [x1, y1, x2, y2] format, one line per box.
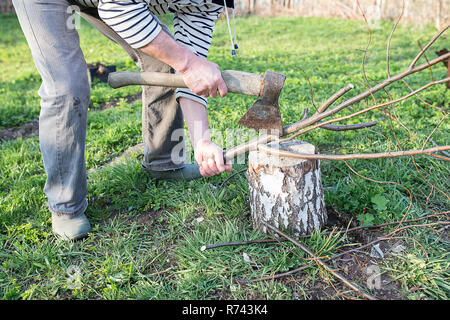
[235, 0, 449, 29]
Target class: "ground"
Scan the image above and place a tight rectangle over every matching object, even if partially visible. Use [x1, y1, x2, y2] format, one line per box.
[0, 13, 449, 300]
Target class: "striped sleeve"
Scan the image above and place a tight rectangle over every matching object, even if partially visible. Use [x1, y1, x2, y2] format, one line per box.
[97, 0, 162, 49]
[173, 4, 223, 107]
[74, 0, 99, 8]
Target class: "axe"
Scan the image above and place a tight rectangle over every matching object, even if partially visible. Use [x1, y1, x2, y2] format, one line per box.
[108, 70, 286, 133]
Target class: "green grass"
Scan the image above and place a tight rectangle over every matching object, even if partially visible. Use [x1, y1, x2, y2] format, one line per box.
[0, 13, 449, 300]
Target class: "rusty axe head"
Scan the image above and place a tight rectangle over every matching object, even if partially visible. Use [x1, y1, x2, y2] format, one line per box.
[238, 71, 286, 134]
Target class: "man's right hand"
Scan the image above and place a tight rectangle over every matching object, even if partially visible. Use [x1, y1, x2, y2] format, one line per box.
[179, 55, 228, 99]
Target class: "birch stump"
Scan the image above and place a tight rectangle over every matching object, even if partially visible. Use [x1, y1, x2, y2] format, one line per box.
[247, 141, 327, 236]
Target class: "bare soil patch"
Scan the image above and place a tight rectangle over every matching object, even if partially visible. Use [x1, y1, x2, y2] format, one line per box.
[98, 92, 141, 111]
[0, 93, 142, 142]
[0, 119, 39, 141]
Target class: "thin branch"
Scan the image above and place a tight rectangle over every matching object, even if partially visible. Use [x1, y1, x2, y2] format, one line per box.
[202, 212, 448, 251]
[386, 0, 405, 79]
[282, 54, 450, 137]
[355, 0, 373, 89]
[411, 155, 450, 200]
[345, 72, 377, 105]
[344, 160, 413, 225]
[400, 78, 445, 112]
[431, 139, 450, 157]
[417, 40, 434, 82]
[385, 1, 408, 150]
[422, 113, 448, 150]
[224, 134, 278, 161]
[302, 108, 309, 120]
[431, 153, 450, 161]
[258, 143, 450, 161]
[298, 67, 318, 112]
[409, 23, 449, 69]
[280, 77, 450, 142]
[320, 121, 378, 132]
[217, 167, 247, 189]
[317, 84, 354, 113]
[233, 220, 449, 285]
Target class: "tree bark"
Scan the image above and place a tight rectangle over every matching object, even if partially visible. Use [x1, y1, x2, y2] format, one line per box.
[247, 141, 327, 236]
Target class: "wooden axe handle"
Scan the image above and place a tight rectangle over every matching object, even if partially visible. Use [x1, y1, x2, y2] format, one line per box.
[108, 70, 263, 96]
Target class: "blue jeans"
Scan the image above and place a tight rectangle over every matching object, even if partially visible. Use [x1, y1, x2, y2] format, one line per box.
[13, 0, 185, 217]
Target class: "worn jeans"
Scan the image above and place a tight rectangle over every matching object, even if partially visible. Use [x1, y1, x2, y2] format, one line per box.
[13, 0, 185, 217]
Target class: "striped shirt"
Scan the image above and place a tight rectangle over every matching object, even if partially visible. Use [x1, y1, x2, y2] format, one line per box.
[75, 0, 227, 106]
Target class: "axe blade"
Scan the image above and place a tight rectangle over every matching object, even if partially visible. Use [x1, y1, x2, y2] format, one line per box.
[238, 71, 285, 134]
[238, 98, 283, 133]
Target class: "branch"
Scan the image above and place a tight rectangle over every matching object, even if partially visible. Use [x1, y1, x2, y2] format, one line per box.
[203, 212, 448, 251]
[280, 77, 450, 142]
[232, 219, 449, 285]
[409, 23, 449, 69]
[320, 121, 378, 132]
[284, 61, 450, 136]
[317, 84, 354, 113]
[257, 144, 450, 161]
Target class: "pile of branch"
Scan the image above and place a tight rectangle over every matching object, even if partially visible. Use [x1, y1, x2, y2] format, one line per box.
[224, 23, 450, 163]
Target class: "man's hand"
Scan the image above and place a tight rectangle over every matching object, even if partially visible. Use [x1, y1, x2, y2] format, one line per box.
[139, 31, 227, 99]
[194, 139, 232, 178]
[179, 55, 228, 98]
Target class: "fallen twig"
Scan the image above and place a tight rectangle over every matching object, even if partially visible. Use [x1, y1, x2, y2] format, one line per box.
[217, 167, 247, 189]
[431, 139, 450, 158]
[262, 222, 378, 300]
[203, 212, 448, 251]
[232, 220, 449, 286]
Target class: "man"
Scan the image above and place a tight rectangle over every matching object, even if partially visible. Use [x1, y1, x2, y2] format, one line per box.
[13, 0, 235, 240]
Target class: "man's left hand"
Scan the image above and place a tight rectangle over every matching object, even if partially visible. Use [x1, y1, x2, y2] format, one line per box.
[194, 139, 232, 177]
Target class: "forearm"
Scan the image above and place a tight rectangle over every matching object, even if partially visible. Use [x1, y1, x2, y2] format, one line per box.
[180, 97, 232, 176]
[179, 97, 211, 148]
[139, 30, 195, 74]
[140, 31, 218, 146]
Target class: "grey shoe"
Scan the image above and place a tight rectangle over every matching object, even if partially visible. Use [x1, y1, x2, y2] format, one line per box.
[142, 163, 204, 181]
[52, 212, 92, 241]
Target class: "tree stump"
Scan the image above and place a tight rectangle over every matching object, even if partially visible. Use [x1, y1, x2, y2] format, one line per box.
[247, 141, 327, 236]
